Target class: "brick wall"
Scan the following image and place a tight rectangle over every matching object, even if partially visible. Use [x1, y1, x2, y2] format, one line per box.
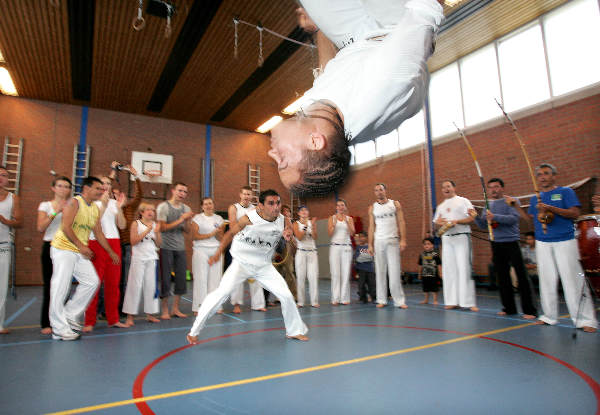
[1, 93, 598, 284]
[0, 96, 286, 285]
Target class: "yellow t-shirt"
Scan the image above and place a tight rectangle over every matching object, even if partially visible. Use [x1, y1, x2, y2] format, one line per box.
[51, 195, 99, 253]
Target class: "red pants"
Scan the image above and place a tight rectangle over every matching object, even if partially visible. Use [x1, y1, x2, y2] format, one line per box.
[85, 239, 122, 326]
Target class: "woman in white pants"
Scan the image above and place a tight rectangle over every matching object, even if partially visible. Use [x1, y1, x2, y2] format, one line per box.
[328, 199, 355, 305]
[191, 198, 226, 314]
[293, 206, 319, 308]
[123, 203, 161, 325]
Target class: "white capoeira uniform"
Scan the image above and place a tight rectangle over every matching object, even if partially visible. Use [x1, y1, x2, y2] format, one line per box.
[122, 220, 160, 316]
[299, 0, 443, 144]
[329, 217, 353, 304]
[189, 210, 308, 338]
[372, 200, 406, 306]
[0, 193, 14, 331]
[295, 221, 319, 307]
[529, 187, 597, 329]
[434, 196, 476, 308]
[230, 203, 266, 310]
[191, 213, 224, 312]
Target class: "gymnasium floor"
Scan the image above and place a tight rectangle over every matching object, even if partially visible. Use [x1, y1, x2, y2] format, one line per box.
[1, 281, 599, 415]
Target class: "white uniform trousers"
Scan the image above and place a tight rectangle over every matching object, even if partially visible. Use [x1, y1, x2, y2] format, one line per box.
[374, 238, 406, 306]
[49, 247, 99, 335]
[192, 247, 222, 312]
[537, 239, 597, 328]
[122, 259, 159, 315]
[329, 244, 353, 303]
[441, 234, 476, 308]
[0, 244, 10, 330]
[230, 278, 266, 309]
[189, 260, 308, 337]
[295, 249, 319, 306]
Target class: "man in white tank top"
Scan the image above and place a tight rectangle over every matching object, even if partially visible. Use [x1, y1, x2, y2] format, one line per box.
[227, 186, 266, 313]
[367, 183, 407, 308]
[188, 189, 308, 343]
[0, 166, 23, 334]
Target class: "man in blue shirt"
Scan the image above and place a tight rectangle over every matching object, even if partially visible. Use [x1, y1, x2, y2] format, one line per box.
[473, 178, 536, 319]
[521, 164, 596, 333]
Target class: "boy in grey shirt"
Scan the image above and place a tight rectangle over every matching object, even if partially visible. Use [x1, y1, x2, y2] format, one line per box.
[157, 182, 193, 319]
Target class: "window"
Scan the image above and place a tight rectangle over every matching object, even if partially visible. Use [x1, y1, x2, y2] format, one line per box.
[497, 23, 550, 111]
[348, 145, 355, 166]
[353, 140, 376, 165]
[544, 0, 600, 96]
[429, 63, 464, 137]
[376, 130, 399, 157]
[398, 110, 425, 150]
[460, 45, 502, 126]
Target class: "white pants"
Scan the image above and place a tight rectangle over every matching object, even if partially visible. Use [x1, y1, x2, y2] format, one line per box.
[537, 239, 597, 328]
[49, 247, 99, 335]
[189, 260, 308, 337]
[192, 247, 223, 312]
[295, 250, 319, 306]
[441, 234, 476, 308]
[122, 259, 159, 315]
[374, 238, 406, 306]
[230, 277, 266, 309]
[329, 244, 353, 303]
[0, 244, 10, 330]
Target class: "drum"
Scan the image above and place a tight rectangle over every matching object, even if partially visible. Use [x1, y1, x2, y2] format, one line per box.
[575, 215, 600, 295]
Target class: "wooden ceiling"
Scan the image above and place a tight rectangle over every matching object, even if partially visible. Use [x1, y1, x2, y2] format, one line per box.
[0, 0, 568, 133]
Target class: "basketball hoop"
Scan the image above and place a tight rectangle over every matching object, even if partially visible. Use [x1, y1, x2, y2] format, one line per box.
[144, 169, 162, 182]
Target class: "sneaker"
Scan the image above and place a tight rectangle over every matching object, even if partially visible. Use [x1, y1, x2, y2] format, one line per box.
[52, 331, 81, 341]
[66, 317, 83, 332]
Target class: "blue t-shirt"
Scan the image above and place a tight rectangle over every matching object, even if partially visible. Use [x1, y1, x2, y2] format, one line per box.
[528, 187, 580, 242]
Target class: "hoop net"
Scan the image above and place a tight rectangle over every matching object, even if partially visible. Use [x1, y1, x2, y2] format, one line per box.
[144, 169, 162, 182]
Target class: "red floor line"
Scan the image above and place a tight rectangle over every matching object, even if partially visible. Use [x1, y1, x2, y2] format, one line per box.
[132, 324, 600, 415]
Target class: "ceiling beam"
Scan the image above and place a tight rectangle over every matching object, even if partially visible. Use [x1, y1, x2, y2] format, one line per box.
[68, 0, 95, 101]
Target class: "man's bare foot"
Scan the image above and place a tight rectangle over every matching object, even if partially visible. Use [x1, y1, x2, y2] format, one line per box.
[268, 302, 276, 306]
[216, 309, 224, 314]
[297, 304, 304, 308]
[582, 326, 597, 333]
[341, 302, 350, 305]
[469, 307, 479, 312]
[312, 304, 320, 308]
[286, 334, 309, 341]
[536, 319, 549, 325]
[0, 328, 10, 334]
[397, 304, 408, 309]
[146, 315, 160, 323]
[233, 305, 241, 314]
[419, 300, 428, 304]
[522, 314, 536, 320]
[41, 327, 52, 335]
[497, 311, 507, 316]
[331, 302, 339, 306]
[82, 325, 94, 333]
[110, 321, 129, 328]
[253, 308, 267, 312]
[376, 304, 385, 308]
[160, 314, 171, 320]
[186, 334, 199, 344]
[444, 305, 457, 310]
[433, 301, 439, 305]
[171, 311, 188, 318]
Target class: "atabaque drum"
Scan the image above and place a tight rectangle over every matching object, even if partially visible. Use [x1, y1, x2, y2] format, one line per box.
[575, 215, 600, 295]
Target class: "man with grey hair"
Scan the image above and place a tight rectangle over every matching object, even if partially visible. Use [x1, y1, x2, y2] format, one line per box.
[523, 163, 597, 333]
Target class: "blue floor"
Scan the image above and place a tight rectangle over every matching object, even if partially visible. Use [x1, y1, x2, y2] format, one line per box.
[1, 282, 599, 415]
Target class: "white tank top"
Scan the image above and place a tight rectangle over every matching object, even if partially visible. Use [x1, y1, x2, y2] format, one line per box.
[235, 202, 255, 220]
[132, 220, 158, 261]
[192, 213, 224, 248]
[330, 217, 351, 244]
[295, 220, 316, 250]
[373, 199, 398, 240]
[38, 200, 63, 242]
[0, 193, 13, 242]
[89, 199, 121, 240]
[230, 210, 283, 266]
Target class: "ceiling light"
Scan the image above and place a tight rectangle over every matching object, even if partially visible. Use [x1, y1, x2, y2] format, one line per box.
[444, 0, 462, 6]
[256, 116, 282, 133]
[282, 95, 309, 115]
[0, 50, 4, 63]
[0, 67, 18, 96]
